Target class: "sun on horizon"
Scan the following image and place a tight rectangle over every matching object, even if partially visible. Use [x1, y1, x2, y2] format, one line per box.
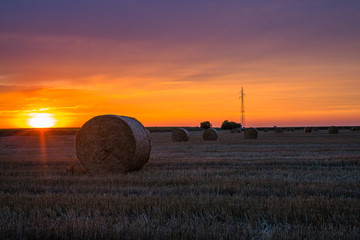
[27, 113, 56, 128]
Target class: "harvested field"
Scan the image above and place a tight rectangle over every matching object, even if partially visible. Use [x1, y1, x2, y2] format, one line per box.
[1, 129, 360, 239]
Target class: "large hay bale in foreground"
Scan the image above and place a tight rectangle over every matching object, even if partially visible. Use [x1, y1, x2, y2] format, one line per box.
[76, 115, 151, 174]
[328, 126, 339, 134]
[230, 128, 241, 134]
[172, 128, 189, 142]
[244, 128, 258, 139]
[304, 127, 312, 133]
[203, 128, 219, 141]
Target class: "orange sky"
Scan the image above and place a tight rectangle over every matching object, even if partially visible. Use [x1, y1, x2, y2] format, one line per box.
[1, 1, 360, 128]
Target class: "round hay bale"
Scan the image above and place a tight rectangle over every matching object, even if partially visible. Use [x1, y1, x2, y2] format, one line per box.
[172, 128, 189, 142]
[328, 126, 339, 134]
[244, 128, 258, 139]
[304, 127, 312, 133]
[145, 128, 151, 138]
[76, 115, 151, 174]
[313, 127, 319, 131]
[203, 128, 219, 141]
[263, 128, 269, 132]
[230, 128, 241, 134]
[351, 127, 359, 131]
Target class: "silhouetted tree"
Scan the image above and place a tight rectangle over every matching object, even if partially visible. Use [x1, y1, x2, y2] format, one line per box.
[200, 121, 212, 129]
[221, 120, 241, 130]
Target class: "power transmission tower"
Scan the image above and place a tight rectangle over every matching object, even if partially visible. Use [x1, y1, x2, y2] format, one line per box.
[239, 87, 245, 127]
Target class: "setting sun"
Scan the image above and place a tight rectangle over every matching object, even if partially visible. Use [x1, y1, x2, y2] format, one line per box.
[27, 113, 56, 128]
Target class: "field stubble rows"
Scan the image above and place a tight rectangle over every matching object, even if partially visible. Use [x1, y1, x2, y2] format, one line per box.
[0, 130, 360, 239]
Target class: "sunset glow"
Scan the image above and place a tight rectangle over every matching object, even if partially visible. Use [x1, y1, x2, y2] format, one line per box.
[27, 113, 56, 128]
[1, 1, 359, 128]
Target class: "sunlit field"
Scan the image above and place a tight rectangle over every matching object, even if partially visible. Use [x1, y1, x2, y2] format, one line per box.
[1, 129, 359, 239]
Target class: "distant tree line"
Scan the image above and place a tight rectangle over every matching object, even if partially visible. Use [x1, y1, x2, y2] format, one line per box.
[200, 121, 212, 129]
[200, 120, 241, 130]
[220, 120, 241, 129]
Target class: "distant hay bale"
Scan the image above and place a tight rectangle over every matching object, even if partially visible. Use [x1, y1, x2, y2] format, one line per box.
[203, 128, 219, 141]
[244, 128, 258, 139]
[274, 127, 283, 133]
[328, 126, 339, 134]
[304, 127, 312, 133]
[76, 115, 151, 174]
[230, 128, 241, 134]
[172, 128, 189, 142]
[313, 127, 319, 131]
[351, 127, 360, 131]
[263, 128, 269, 132]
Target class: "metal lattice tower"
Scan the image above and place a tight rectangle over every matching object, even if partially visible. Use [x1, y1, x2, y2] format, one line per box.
[240, 87, 245, 127]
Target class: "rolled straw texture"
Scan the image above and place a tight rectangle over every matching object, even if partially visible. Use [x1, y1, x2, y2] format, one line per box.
[172, 128, 189, 142]
[203, 128, 219, 141]
[76, 115, 151, 174]
[244, 128, 258, 139]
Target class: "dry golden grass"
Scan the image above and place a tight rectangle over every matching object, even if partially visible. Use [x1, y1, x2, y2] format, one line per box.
[0, 129, 360, 239]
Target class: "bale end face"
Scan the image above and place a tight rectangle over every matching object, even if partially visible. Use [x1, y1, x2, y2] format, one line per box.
[76, 115, 151, 174]
[244, 128, 258, 139]
[203, 128, 219, 141]
[172, 128, 189, 142]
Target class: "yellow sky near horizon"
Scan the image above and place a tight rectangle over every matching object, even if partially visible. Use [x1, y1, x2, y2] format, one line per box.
[1, 70, 359, 128]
